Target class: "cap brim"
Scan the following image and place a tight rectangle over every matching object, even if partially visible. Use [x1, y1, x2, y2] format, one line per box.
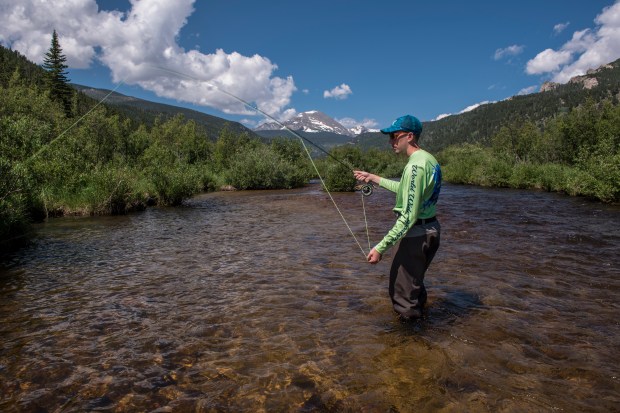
[380, 126, 402, 134]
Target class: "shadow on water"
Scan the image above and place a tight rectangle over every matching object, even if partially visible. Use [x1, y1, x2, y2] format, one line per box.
[427, 288, 485, 325]
[388, 289, 485, 336]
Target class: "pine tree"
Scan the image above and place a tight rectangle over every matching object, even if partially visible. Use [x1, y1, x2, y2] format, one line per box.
[42, 29, 73, 116]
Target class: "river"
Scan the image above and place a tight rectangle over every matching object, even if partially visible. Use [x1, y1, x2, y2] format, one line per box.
[1, 183, 619, 412]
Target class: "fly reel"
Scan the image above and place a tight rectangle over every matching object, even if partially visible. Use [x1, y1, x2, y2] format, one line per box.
[354, 183, 374, 196]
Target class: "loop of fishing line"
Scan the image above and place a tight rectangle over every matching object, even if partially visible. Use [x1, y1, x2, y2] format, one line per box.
[149, 66, 372, 258]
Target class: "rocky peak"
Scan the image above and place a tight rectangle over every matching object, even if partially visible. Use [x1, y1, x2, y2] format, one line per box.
[540, 81, 560, 92]
[255, 111, 354, 136]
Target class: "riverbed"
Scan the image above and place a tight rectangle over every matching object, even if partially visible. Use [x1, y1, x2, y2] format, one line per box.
[1, 183, 618, 412]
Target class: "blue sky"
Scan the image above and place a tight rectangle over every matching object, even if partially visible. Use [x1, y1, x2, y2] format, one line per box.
[1, 0, 619, 130]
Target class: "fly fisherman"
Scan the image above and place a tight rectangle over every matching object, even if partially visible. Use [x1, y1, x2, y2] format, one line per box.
[354, 115, 442, 321]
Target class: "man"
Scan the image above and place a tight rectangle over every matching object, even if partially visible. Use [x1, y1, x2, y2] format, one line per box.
[353, 115, 441, 321]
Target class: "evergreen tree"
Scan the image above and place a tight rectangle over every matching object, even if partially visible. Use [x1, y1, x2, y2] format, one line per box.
[42, 29, 73, 116]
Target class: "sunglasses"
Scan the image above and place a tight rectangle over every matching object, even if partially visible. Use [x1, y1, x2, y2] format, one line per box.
[389, 132, 411, 140]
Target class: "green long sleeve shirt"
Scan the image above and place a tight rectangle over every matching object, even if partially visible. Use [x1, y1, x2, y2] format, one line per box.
[375, 149, 442, 254]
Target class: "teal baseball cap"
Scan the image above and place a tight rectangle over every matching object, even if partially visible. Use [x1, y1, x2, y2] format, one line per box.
[380, 115, 423, 136]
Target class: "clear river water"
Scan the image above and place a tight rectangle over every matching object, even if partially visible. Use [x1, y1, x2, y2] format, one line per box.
[1, 183, 619, 412]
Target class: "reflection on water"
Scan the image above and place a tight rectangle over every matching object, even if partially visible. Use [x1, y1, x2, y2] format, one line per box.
[1, 183, 619, 412]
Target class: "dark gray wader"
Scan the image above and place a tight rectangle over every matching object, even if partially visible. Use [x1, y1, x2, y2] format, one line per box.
[389, 220, 440, 319]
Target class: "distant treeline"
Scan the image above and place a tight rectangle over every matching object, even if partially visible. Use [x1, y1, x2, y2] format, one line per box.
[437, 98, 619, 203]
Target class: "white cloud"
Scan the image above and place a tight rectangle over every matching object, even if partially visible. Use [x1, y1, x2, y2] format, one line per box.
[526, 1, 620, 83]
[323, 83, 352, 99]
[517, 85, 538, 95]
[302, 89, 309, 94]
[279, 108, 298, 122]
[494, 44, 525, 60]
[526, 48, 573, 73]
[0, 0, 297, 118]
[431, 100, 495, 121]
[336, 117, 378, 129]
[459, 101, 494, 113]
[554, 22, 570, 34]
[239, 118, 257, 127]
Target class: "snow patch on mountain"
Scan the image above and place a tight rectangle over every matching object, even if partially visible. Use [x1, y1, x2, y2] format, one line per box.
[255, 111, 353, 136]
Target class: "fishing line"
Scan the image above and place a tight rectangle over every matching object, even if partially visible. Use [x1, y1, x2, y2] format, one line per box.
[361, 193, 371, 252]
[151, 66, 371, 257]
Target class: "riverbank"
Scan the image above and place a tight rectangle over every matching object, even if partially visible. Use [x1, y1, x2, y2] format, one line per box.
[438, 144, 619, 203]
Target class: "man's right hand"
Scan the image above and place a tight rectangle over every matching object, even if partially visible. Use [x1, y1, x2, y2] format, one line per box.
[353, 170, 380, 184]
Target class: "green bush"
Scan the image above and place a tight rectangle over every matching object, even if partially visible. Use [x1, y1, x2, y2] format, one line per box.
[439, 144, 492, 185]
[225, 145, 310, 190]
[322, 146, 364, 192]
[147, 164, 204, 206]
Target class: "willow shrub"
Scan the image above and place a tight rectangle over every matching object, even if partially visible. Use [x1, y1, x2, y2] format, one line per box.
[438, 144, 496, 185]
[225, 145, 310, 190]
[147, 164, 205, 206]
[321, 146, 364, 192]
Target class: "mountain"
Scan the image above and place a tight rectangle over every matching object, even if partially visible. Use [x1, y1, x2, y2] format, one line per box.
[356, 58, 620, 152]
[73, 85, 258, 140]
[348, 125, 378, 135]
[255, 110, 354, 136]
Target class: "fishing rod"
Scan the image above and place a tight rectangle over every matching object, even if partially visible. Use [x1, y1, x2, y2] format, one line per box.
[151, 66, 373, 255]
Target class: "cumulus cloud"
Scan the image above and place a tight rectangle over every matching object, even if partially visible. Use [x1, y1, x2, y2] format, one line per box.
[526, 48, 573, 73]
[323, 83, 352, 99]
[554, 22, 570, 34]
[433, 113, 451, 121]
[279, 108, 298, 122]
[494, 44, 525, 60]
[0, 0, 297, 118]
[239, 118, 258, 127]
[459, 101, 494, 113]
[517, 85, 538, 95]
[431, 100, 495, 121]
[336, 117, 378, 129]
[526, 1, 620, 83]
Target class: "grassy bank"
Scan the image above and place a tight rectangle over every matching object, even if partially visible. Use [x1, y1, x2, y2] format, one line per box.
[437, 144, 618, 201]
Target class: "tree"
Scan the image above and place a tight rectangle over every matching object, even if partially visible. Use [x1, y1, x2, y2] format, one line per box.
[42, 30, 73, 116]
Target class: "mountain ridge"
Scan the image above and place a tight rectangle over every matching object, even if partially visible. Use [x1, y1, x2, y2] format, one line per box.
[73, 84, 259, 140]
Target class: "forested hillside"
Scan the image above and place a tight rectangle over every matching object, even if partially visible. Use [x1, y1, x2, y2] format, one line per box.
[355, 59, 620, 152]
[73, 85, 258, 140]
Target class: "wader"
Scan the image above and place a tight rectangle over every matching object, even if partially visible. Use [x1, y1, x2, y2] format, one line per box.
[389, 221, 440, 319]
